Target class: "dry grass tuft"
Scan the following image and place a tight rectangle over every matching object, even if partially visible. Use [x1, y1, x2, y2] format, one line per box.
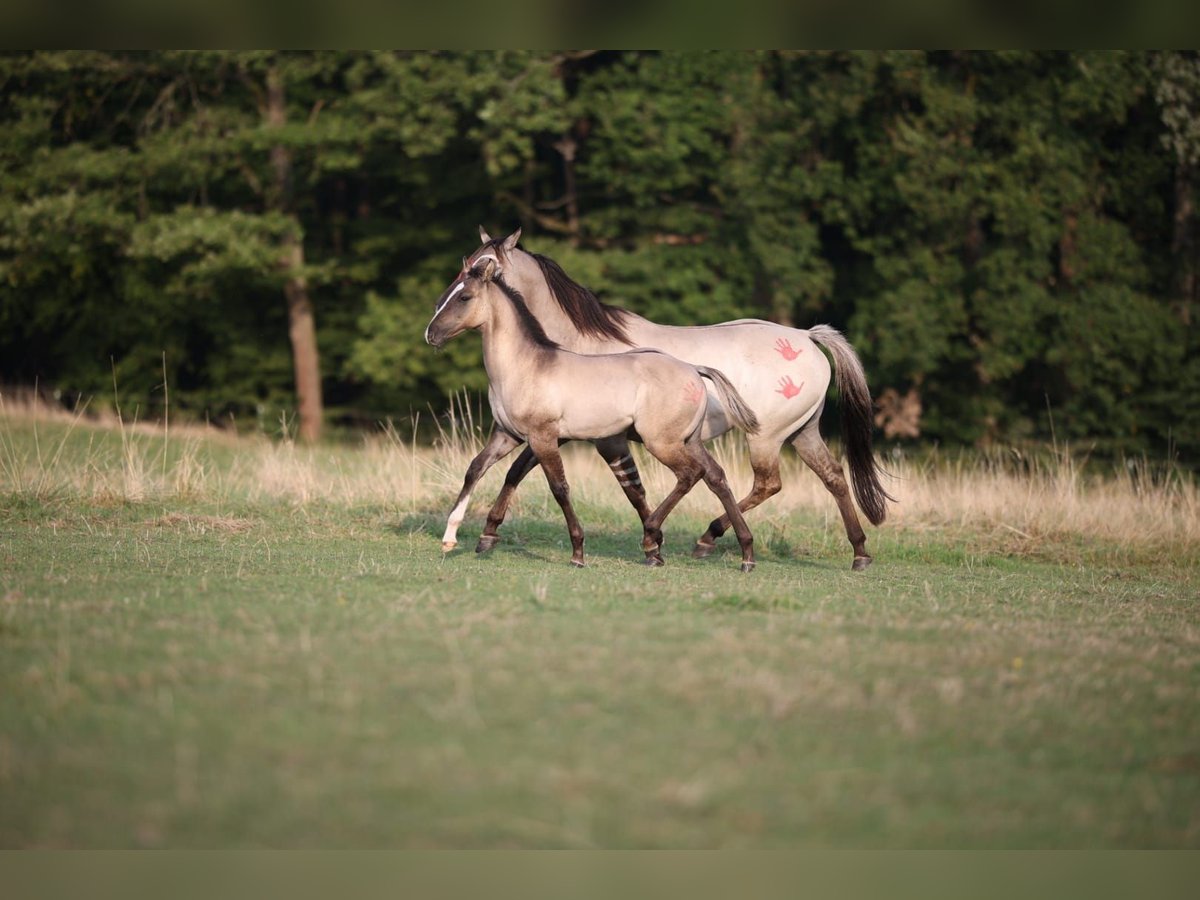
[885, 450, 1199, 552]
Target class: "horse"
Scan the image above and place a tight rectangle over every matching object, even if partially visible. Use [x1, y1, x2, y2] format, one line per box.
[424, 248, 761, 572]
[433, 227, 894, 571]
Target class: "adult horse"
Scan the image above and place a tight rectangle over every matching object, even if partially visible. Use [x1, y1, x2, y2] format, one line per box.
[437, 228, 893, 570]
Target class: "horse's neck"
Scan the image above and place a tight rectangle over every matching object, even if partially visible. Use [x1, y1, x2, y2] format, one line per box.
[506, 266, 580, 347]
[480, 296, 547, 392]
[508, 262, 645, 354]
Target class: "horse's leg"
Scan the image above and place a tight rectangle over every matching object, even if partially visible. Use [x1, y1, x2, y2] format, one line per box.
[440, 429, 521, 552]
[478, 436, 649, 554]
[689, 440, 756, 572]
[476, 445, 540, 553]
[693, 438, 783, 559]
[528, 433, 587, 568]
[638, 444, 702, 567]
[593, 435, 652, 525]
[791, 423, 872, 570]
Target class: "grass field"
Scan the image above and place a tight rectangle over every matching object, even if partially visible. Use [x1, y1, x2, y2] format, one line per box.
[1, 400, 1198, 847]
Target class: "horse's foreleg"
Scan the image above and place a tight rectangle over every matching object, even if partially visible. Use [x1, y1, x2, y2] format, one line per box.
[476, 445, 541, 553]
[594, 436, 652, 526]
[440, 429, 521, 552]
[528, 433, 586, 568]
[791, 424, 871, 570]
[693, 441, 783, 559]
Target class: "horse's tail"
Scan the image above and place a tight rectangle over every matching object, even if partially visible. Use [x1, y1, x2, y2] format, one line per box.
[696, 366, 760, 436]
[807, 324, 894, 526]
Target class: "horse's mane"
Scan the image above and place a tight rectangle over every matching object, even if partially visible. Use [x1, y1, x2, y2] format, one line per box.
[494, 277, 561, 351]
[529, 252, 633, 345]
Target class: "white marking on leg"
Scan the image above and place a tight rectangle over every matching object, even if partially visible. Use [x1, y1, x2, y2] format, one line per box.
[441, 495, 471, 546]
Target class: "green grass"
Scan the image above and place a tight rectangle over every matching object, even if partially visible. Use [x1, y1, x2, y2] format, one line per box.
[0, 415, 1198, 847]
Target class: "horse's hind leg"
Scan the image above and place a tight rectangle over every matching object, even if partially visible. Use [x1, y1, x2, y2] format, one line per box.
[638, 444, 702, 567]
[441, 429, 521, 551]
[528, 433, 587, 568]
[693, 439, 783, 559]
[594, 436, 652, 525]
[791, 422, 871, 570]
[689, 440, 756, 572]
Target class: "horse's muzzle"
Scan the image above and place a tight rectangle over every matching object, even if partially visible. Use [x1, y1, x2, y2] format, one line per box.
[424, 322, 447, 348]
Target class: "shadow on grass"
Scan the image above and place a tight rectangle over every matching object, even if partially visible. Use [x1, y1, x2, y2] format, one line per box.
[387, 512, 825, 571]
[390, 512, 653, 563]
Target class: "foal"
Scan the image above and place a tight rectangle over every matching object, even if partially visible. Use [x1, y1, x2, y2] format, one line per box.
[425, 256, 760, 572]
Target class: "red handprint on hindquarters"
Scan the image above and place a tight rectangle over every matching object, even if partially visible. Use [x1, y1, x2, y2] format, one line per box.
[774, 338, 802, 361]
[776, 375, 803, 399]
[683, 381, 704, 405]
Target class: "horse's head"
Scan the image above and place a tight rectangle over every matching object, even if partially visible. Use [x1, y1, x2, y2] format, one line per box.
[424, 228, 522, 347]
[423, 252, 505, 348]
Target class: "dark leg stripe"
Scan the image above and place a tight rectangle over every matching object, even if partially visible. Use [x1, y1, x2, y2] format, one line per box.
[607, 455, 642, 489]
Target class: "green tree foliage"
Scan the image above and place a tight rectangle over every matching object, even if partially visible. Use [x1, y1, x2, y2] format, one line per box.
[1, 51, 1195, 460]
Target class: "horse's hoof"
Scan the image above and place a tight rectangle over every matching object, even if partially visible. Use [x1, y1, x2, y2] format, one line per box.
[692, 540, 715, 559]
[475, 536, 499, 554]
[570, 559, 586, 569]
[740, 561, 756, 574]
[852, 556, 873, 571]
[643, 554, 665, 567]
[441, 541, 457, 552]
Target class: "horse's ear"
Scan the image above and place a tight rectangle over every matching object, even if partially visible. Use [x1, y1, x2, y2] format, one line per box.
[501, 228, 522, 253]
[481, 257, 498, 281]
[478, 225, 492, 243]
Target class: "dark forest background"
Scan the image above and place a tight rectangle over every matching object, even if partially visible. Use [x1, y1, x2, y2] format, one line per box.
[1, 51, 1197, 460]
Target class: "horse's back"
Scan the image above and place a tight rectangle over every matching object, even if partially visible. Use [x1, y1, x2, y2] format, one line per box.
[551, 349, 703, 441]
[621, 320, 832, 441]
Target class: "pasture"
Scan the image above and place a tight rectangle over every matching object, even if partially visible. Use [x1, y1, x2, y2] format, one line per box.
[1, 402, 1198, 847]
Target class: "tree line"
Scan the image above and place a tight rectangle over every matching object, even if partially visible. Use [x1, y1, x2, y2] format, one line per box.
[1, 51, 1196, 461]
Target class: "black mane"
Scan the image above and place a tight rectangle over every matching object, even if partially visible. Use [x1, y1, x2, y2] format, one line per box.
[495, 277, 561, 350]
[530, 252, 633, 345]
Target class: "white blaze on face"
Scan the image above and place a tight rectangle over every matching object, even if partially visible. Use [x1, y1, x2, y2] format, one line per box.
[424, 252, 502, 345]
[439, 281, 467, 311]
[424, 281, 466, 345]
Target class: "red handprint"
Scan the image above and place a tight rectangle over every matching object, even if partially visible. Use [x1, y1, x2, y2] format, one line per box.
[683, 381, 704, 405]
[775, 375, 803, 399]
[773, 338, 802, 361]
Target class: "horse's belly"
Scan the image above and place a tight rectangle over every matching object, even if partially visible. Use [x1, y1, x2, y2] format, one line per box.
[557, 403, 634, 441]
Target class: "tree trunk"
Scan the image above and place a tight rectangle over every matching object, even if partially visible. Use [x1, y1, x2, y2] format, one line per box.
[267, 65, 323, 442]
[281, 235, 323, 443]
